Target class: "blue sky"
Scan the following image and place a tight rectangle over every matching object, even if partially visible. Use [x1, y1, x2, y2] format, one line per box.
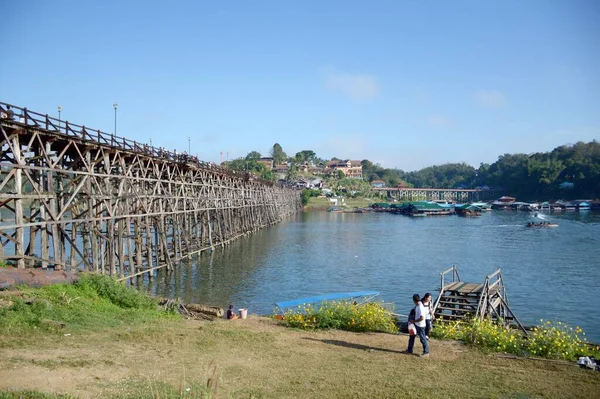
[1, 1, 599, 170]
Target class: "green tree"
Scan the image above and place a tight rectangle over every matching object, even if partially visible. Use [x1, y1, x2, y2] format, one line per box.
[295, 150, 317, 165]
[246, 151, 261, 162]
[286, 164, 299, 181]
[270, 143, 287, 165]
[337, 170, 345, 179]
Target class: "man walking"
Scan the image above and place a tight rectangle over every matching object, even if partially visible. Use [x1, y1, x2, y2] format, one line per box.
[403, 294, 430, 357]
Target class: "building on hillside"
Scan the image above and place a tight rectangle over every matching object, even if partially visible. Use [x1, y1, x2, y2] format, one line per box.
[327, 160, 363, 179]
[371, 180, 386, 188]
[298, 162, 310, 173]
[296, 179, 308, 189]
[257, 157, 274, 170]
[308, 178, 323, 188]
[308, 166, 325, 175]
[273, 163, 289, 174]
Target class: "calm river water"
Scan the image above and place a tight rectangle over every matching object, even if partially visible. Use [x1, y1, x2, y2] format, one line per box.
[147, 210, 600, 342]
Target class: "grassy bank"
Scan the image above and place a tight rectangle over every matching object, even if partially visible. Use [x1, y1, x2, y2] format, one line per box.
[1, 276, 599, 398]
[303, 196, 376, 211]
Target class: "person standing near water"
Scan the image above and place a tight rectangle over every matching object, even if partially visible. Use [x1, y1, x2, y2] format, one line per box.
[422, 293, 434, 340]
[402, 294, 429, 357]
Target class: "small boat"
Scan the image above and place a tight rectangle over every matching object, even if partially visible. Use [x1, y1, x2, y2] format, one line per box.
[526, 222, 559, 228]
[274, 291, 380, 313]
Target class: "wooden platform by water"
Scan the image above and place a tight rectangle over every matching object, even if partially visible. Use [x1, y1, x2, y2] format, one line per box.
[433, 266, 527, 334]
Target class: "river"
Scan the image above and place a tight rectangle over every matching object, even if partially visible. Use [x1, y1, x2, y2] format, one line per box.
[147, 210, 600, 342]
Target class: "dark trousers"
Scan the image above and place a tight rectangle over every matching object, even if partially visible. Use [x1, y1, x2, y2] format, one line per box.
[425, 319, 432, 337]
[407, 324, 429, 354]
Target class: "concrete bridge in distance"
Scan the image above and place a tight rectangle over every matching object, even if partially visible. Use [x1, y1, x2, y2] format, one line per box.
[373, 187, 499, 203]
[0, 102, 301, 280]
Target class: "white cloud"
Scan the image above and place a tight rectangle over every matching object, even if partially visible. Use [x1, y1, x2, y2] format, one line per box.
[325, 71, 380, 102]
[474, 90, 507, 108]
[427, 115, 454, 128]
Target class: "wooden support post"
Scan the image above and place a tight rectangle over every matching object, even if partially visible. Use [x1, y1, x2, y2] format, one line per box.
[12, 135, 25, 268]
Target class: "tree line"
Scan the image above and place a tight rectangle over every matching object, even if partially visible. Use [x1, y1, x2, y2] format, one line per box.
[222, 141, 600, 200]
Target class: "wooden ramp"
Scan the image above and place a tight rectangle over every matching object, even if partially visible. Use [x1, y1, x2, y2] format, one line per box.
[433, 266, 528, 335]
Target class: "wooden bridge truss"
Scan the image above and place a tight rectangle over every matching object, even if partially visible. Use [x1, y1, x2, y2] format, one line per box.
[0, 102, 301, 279]
[433, 266, 527, 334]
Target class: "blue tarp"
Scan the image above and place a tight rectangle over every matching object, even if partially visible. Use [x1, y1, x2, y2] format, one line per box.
[274, 291, 380, 310]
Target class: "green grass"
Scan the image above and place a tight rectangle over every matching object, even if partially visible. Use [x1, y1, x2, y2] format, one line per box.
[0, 273, 180, 346]
[2, 276, 600, 399]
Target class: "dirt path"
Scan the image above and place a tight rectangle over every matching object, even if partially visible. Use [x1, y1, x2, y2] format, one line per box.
[1, 317, 599, 398]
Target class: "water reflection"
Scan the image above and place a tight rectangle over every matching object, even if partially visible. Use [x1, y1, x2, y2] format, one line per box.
[149, 210, 600, 342]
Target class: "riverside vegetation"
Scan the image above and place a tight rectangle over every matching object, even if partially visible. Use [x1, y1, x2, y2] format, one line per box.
[224, 141, 600, 201]
[1, 275, 599, 398]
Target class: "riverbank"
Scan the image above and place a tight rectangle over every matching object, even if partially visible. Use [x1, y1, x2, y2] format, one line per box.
[303, 196, 375, 211]
[1, 278, 599, 398]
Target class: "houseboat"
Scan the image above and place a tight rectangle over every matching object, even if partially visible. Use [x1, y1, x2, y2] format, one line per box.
[574, 200, 591, 210]
[491, 196, 516, 210]
[403, 201, 454, 216]
[455, 204, 482, 217]
[471, 202, 492, 211]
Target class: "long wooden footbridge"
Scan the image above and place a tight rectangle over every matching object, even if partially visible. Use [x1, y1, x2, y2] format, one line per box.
[0, 102, 301, 279]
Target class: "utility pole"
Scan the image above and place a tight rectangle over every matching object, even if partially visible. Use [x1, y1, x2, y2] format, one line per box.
[113, 103, 118, 135]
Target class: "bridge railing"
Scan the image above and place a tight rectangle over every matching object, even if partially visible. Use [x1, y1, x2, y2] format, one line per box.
[0, 101, 276, 186]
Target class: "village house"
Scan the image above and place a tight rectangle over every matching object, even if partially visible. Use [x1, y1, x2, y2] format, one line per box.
[257, 157, 274, 169]
[273, 163, 289, 173]
[326, 160, 363, 179]
[371, 180, 386, 188]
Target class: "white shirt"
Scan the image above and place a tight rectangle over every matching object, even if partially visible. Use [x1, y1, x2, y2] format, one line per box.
[423, 301, 432, 320]
[414, 302, 427, 328]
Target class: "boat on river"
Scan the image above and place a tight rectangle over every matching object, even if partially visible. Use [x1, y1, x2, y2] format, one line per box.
[455, 204, 482, 217]
[274, 291, 380, 313]
[526, 222, 559, 228]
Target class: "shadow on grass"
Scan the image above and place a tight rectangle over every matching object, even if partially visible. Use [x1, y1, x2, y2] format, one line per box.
[303, 337, 405, 354]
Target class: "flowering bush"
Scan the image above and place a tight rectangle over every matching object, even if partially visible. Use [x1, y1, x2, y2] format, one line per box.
[527, 320, 594, 360]
[431, 317, 600, 360]
[431, 317, 525, 355]
[277, 301, 398, 334]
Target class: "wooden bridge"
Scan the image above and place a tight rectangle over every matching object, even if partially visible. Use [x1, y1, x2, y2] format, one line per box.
[433, 266, 527, 334]
[0, 102, 301, 280]
[373, 187, 498, 202]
